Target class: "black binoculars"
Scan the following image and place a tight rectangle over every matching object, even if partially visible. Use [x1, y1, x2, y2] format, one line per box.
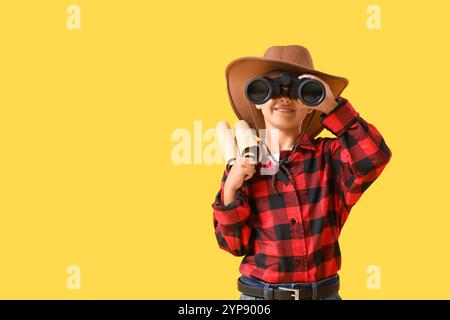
[245, 72, 326, 106]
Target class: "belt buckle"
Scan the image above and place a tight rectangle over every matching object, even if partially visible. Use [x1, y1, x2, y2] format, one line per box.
[279, 287, 300, 300]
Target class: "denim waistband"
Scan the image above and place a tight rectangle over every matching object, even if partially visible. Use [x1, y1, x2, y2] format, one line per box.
[240, 274, 339, 290]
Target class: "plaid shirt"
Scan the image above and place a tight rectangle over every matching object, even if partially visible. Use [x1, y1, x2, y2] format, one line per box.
[212, 98, 392, 283]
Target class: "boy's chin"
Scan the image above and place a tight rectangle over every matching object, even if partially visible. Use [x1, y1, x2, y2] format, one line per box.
[264, 119, 302, 131]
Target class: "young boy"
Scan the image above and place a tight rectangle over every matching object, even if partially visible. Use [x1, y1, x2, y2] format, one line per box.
[212, 45, 392, 300]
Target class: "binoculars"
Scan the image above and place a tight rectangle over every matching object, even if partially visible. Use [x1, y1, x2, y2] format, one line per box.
[245, 72, 326, 106]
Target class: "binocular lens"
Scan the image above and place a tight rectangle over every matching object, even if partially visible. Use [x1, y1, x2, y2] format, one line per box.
[299, 80, 325, 106]
[245, 72, 326, 106]
[245, 79, 271, 104]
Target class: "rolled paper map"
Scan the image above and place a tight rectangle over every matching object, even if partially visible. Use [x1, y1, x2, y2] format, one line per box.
[234, 120, 260, 164]
[216, 121, 238, 166]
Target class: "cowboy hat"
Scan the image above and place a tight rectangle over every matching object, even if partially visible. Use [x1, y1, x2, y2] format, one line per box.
[225, 45, 349, 138]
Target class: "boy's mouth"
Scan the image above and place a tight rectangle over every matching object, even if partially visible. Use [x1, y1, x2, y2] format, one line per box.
[274, 105, 294, 113]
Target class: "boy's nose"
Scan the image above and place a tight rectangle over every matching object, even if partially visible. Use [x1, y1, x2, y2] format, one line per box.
[278, 95, 292, 104]
[278, 86, 291, 104]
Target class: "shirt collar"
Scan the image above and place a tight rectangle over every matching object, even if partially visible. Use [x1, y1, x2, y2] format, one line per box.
[295, 131, 316, 151]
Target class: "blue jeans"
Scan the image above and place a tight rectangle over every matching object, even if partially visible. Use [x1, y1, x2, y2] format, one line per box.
[239, 274, 342, 300]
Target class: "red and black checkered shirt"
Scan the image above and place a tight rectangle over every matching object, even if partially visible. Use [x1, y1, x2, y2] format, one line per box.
[212, 98, 392, 283]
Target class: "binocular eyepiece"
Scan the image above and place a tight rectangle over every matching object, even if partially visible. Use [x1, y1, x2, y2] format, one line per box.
[245, 72, 326, 106]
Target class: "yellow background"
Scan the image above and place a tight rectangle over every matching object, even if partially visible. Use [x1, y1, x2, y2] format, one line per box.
[0, 0, 448, 299]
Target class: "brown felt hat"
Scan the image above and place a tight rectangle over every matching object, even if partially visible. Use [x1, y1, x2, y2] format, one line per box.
[225, 45, 348, 138]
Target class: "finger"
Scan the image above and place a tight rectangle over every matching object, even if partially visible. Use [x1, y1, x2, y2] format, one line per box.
[303, 74, 332, 92]
[240, 164, 255, 173]
[243, 164, 256, 172]
[298, 75, 334, 102]
[240, 166, 256, 174]
[238, 156, 257, 166]
[244, 170, 255, 180]
[298, 74, 330, 89]
[298, 73, 322, 82]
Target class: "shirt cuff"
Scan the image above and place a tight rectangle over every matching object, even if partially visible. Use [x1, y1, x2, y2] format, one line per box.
[212, 188, 251, 226]
[320, 98, 359, 137]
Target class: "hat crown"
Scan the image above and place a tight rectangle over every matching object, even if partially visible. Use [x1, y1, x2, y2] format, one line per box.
[263, 45, 314, 69]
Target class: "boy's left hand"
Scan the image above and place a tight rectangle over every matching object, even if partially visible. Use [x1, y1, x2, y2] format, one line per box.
[297, 74, 338, 115]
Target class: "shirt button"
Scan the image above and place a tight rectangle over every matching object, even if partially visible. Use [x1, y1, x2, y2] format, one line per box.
[290, 218, 296, 225]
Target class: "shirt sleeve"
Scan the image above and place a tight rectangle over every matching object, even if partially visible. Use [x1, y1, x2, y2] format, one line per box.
[211, 166, 253, 257]
[319, 98, 392, 225]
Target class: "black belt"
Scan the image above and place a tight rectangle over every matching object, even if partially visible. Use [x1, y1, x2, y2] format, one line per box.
[237, 277, 340, 300]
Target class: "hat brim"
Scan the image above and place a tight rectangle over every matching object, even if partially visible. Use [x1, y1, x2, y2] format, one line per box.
[225, 57, 349, 137]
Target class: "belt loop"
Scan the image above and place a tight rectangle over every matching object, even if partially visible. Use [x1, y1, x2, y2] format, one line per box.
[268, 286, 274, 300]
[311, 282, 318, 300]
[263, 283, 273, 300]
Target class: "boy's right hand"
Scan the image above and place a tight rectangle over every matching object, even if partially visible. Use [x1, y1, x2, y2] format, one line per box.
[223, 157, 256, 205]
